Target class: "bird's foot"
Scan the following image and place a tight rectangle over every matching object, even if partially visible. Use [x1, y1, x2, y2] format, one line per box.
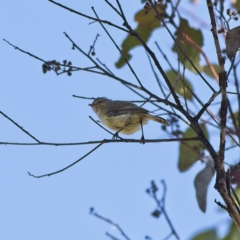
[112, 132, 122, 141]
[140, 136, 145, 144]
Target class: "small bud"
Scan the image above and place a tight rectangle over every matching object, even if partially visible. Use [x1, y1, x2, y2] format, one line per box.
[42, 64, 47, 74]
[151, 209, 161, 218]
[89, 207, 94, 213]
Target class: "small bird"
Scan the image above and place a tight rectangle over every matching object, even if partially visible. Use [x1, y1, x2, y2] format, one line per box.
[89, 97, 169, 144]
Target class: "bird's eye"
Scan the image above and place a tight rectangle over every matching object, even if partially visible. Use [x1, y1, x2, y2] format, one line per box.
[98, 101, 102, 104]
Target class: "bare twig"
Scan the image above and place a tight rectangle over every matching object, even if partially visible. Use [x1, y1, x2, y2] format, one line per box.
[0, 137, 200, 146]
[48, 0, 128, 33]
[88, 33, 100, 55]
[150, 4, 216, 93]
[72, 95, 95, 100]
[91, 6, 144, 88]
[194, 90, 221, 120]
[113, 1, 182, 107]
[90, 208, 130, 240]
[89, 116, 122, 139]
[145, 50, 168, 100]
[179, 32, 219, 83]
[105, 0, 122, 17]
[96, 58, 114, 75]
[63, 32, 143, 91]
[147, 180, 180, 240]
[106, 232, 122, 240]
[0, 111, 40, 143]
[27, 143, 103, 178]
[3, 39, 45, 63]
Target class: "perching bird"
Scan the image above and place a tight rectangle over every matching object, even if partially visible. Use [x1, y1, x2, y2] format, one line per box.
[89, 97, 169, 144]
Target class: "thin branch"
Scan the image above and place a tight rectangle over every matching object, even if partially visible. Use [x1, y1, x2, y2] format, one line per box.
[145, 50, 167, 100]
[89, 116, 122, 139]
[72, 95, 95, 100]
[180, 29, 189, 113]
[63, 32, 143, 91]
[91, 7, 144, 88]
[88, 33, 100, 55]
[160, 179, 167, 208]
[27, 143, 103, 178]
[225, 92, 240, 95]
[147, 180, 180, 240]
[155, 41, 207, 105]
[106, 232, 121, 240]
[123, 85, 184, 122]
[0, 111, 40, 143]
[5, 30, 188, 121]
[3, 39, 45, 63]
[155, 41, 221, 126]
[226, 55, 235, 78]
[201, 119, 240, 148]
[48, 0, 128, 33]
[111, 1, 182, 107]
[179, 32, 219, 83]
[73, 95, 171, 104]
[96, 58, 114, 75]
[162, 232, 174, 240]
[214, 199, 228, 211]
[194, 90, 221, 120]
[90, 208, 130, 240]
[3, 38, 103, 76]
[0, 137, 201, 146]
[105, 0, 122, 17]
[115, 0, 127, 26]
[151, 5, 216, 92]
[130, 33, 182, 107]
[65, 31, 186, 117]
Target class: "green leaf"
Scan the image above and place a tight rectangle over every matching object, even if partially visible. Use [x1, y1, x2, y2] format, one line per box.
[172, 18, 203, 73]
[202, 64, 219, 79]
[178, 124, 209, 172]
[223, 221, 239, 240]
[165, 70, 194, 100]
[190, 229, 218, 240]
[115, 4, 165, 68]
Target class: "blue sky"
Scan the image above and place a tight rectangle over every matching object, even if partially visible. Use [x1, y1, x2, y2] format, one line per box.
[1, 1, 236, 239]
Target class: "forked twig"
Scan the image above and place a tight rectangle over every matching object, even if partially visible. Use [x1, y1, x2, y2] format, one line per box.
[90, 208, 130, 240]
[147, 180, 180, 240]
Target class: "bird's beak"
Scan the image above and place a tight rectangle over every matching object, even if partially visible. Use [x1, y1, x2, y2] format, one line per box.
[89, 103, 93, 107]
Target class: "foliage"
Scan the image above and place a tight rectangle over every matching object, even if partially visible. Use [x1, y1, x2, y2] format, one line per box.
[3, 0, 240, 239]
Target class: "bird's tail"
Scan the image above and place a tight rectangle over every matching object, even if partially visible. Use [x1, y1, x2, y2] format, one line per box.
[146, 114, 169, 126]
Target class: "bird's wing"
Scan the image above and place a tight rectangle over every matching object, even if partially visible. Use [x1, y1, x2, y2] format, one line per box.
[106, 101, 148, 117]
